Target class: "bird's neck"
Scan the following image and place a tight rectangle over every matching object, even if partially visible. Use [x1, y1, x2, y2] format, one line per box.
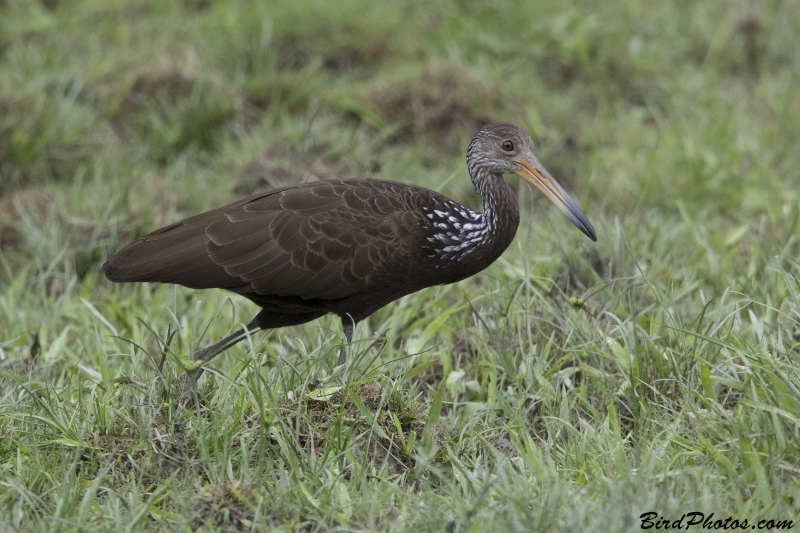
[420, 168, 519, 271]
[471, 168, 520, 256]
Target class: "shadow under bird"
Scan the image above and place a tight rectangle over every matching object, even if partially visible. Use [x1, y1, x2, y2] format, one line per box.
[103, 122, 597, 403]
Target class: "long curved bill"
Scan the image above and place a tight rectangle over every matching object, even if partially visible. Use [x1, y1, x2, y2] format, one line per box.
[514, 156, 597, 241]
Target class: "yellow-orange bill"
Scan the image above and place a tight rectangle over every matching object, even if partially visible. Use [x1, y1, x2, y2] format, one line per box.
[514, 157, 597, 241]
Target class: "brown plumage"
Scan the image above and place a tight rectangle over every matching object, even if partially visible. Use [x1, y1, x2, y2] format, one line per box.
[103, 122, 597, 403]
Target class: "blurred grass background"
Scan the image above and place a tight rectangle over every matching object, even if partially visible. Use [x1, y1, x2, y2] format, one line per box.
[1, 0, 799, 531]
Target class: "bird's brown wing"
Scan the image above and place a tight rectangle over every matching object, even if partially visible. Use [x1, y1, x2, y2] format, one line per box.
[102, 179, 424, 301]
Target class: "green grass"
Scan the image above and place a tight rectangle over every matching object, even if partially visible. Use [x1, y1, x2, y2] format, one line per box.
[1, 0, 799, 530]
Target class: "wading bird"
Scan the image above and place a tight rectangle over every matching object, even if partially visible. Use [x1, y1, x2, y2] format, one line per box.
[103, 122, 596, 403]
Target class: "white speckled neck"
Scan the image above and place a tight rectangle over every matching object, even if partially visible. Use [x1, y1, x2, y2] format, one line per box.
[422, 166, 518, 265]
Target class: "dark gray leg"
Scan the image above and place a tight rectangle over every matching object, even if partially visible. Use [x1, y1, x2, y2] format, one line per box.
[179, 320, 262, 407]
[338, 316, 356, 366]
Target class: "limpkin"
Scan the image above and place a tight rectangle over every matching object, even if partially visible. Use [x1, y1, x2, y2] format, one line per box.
[103, 122, 596, 402]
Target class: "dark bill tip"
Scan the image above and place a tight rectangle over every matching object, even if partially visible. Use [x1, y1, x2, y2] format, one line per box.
[565, 207, 597, 242]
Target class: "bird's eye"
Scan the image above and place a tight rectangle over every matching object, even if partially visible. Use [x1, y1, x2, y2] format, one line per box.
[501, 140, 514, 151]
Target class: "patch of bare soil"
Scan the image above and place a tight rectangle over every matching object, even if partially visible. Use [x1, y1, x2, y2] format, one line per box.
[112, 70, 196, 130]
[109, 69, 235, 162]
[0, 186, 56, 248]
[0, 96, 93, 193]
[194, 481, 259, 531]
[290, 383, 426, 474]
[366, 64, 513, 153]
[272, 30, 393, 74]
[233, 142, 359, 196]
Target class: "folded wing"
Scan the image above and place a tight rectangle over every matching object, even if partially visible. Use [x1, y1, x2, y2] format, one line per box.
[102, 179, 422, 302]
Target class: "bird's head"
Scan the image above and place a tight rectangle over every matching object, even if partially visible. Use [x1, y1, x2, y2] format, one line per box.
[467, 122, 597, 242]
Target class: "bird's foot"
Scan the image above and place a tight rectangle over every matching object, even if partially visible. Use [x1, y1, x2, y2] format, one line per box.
[176, 344, 215, 409]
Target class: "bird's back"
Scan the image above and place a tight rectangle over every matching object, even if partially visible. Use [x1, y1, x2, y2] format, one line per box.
[103, 178, 448, 304]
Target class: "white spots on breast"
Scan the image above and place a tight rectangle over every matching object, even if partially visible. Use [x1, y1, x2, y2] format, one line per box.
[422, 201, 491, 262]
[442, 241, 472, 253]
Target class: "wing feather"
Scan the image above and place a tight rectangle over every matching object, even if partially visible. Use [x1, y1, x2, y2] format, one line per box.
[207, 238, 280, 268]
[103, 179, 430, 302]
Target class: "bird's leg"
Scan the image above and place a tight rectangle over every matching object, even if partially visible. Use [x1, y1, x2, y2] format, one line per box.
[338, 315, 357, 366]
[179, 319, 262, 408]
